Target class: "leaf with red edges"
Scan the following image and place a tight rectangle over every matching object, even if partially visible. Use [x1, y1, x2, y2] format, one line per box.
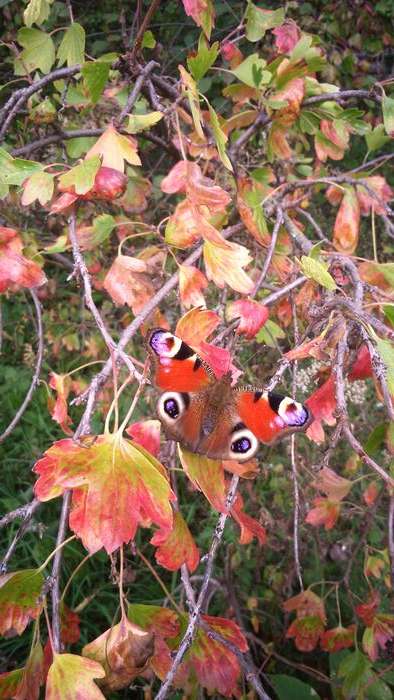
[272, 20, 301, 53]
[305, 497, 341, 530]
[14, 642, 44, 700]
[151, 511, 200, 572]
[103, 254, 154, 315]
[0, 569, 43, 637]
[82, 611, 154, 691]
[161, 161, 230, 213]
[283, 590, 326, 621]
[226, 299, 269, 339]
[128, 604, 180, 639]
[126, 420, 161, 458]
[320, 625, 355, 652]
[33, 436, 175, 554]
[0, 227, 46, 293]
[181, 0, 215, 39]
[179, 264, 208, 308]
[178, 447, 226, 512]
[286, 617, 326, 652]
[356, 176, 393, 215]
[46, 653, 105, 700]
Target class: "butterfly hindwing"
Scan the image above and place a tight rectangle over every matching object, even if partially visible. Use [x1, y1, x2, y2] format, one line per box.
[236, 390, 311, 444]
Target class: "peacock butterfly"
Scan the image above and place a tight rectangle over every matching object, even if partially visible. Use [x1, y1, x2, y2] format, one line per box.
[147, 328, 312, 462]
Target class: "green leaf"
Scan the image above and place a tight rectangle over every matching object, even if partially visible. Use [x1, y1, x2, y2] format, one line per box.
[256, 319, 286, 348]
[299, 256, 337, 291]
[383, 305, 394, 327]
[290, 34, 313, 62]
[245, 2, 285, 42]
[44, 234, 69, 254]
[187, 34, 219, 81]
[126, 111, 163, 134]
[57, 22, 85, 67]
[92, 214, 116, 244]
[364, 424, 387, 457]
[366, 678, 393, 700]
[22, 170, 54, 205]
[382, 94, 394, 136]
[65, 136, 96, 159]
[338, 650, 372, 697]
[207, 103, 233, 171]
[58, 156, 100, 195]
[375, 337, 394, 394]
[230, 53, 271, 89]
[141, 30, 156, 49]
[15, 27, 55, 75]
[82, 60, 110, 104]
[0, 148, 42, 186]
[365, 124, 391, 153]
[24, 0, 53, 27]
[269, 675, 320, 700]
[374, 263, 394, 288]
[299, 110, 320, 135]
[0, 176, 9, 199]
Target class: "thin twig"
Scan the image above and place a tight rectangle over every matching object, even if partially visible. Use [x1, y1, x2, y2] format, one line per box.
[0, 290, 44, 444]
[0, 499, 41, 573]
[51, 490, 72, 652]
[116, 60, 160, 126]
[252, 208, 283, 295]
[389, 497, 394, 589]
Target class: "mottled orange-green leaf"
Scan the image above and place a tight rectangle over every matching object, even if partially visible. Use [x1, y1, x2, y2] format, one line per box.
[333, 188, 360, 254]
[151, 511, 200, 572]
[0, 569, 43, 637]
[178, 264, 208, 308]
[126, 420, 161, 458]
[46, 653, 105, 700]
[103, 254, 154, 315]
[128, 604, 180, 639]
[203, 238, 254, 294]
[0, 227, 46, 294]
[14, 642, 44, 700]
[86, 124, 141, 172]
[33, 436, 175, 554]
[305, 497, 341, 530]
[286, 616, 325, 652]
[311, 467, 352, 501]
[0, 668, 23, 699]
[181, 0, 215, 39]
[178, 447, 227, 512]
[320, 625, 355, 652]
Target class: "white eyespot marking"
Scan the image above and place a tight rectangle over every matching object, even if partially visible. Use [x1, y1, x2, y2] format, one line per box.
[150, 330, 183, 358]
[157, 391, 187, 423]
[278, 397, 309, 427]
[230, 428, 259, 462]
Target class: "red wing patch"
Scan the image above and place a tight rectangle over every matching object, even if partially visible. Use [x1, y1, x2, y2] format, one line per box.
[148, 328, 212, 392]
[236, 391, 311, 444]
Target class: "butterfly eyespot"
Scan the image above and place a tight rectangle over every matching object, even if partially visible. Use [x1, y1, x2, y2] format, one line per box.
[230, 428, 258, 461]
[157, 391, 189, 423]
[277, 397, 310, 427]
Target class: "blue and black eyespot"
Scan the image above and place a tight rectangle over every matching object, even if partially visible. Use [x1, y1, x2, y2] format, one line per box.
[164, 397, 180, 419]
[229, 425, 258, 461]
[157, 391, 189, 424]
[231, 436, 252, 454]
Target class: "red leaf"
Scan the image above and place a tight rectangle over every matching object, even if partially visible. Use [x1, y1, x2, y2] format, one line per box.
[306, 375, 337, 443]
[82, 611, 154, 691]
[60, 604, 81, 645]
[181, 0, 215, 38]
[348, 345, 372, 380]
[231, 494, 266, 545]
[311, 467, 352, 501]
[220, 41, 243, 66]
[178, 264, 208, 308]
[356, 176, 393, 215]
[286, 616, 325, 652]
[226, 299, 269, 339]
[46, 653, 105, 699]
[356, 591, 380, 627]
[333, 188, 360, 254]
[33, 436, 175, 554]
[283, 590, 326, 622]
[48, 372, 73, 435]
[363, 481, 379, 506]
[305, 497, 341, 530]
[151, 511, 200, 572]
[128, 604, 180, 639]
[161, 161, 230, 213]
[0, 569, 44, 637]
[272, 20, 301, 53]
[126, 420, 161, 458]
[0, 227, 46, 293]
[320, 625, 355, 652]
[175, 308, 237, 379]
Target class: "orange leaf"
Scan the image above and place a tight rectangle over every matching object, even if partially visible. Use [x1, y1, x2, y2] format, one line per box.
[103, 254, 154, 315]
[82, 611, 153, 691]
[126, 420, 161, 458]
[178, 264, 208, 308]
[283, 589, 326, 622]
[306, 375, 337, 443]
[363, 481, 379, 506]
[162, 161, 230, 213]
[48, 372, 73, 435]
[305, 497, 341, 530]
[268, 120, 292, 159]
[320, 625, 355, 652]
[0, 669, 23, 698]
[356, 176, 393, 216]
[272, 20, 301, 53]
[176, 307, 220, 345]
[0, 227, 46, 293]
[272, 78, 305, 115]
[311, 467, 352, 501]
[178, 447, 227, 512]
[333, 188, 360, 254]
[204, 238, 254, 294]
[33, 436, 175, 554]
[165, 200, 202, 249]
[231, 494, 266, 545]
[86, 124, 141, 172]
[46, 653, 105, 700]
[236, 177, 271, 246]
[226, 299, 269, 339]
[348, 345, 373, 380]
[286, 617, 325, 652]
[151, 511, 200, 572]
[0, 569, 44, 637]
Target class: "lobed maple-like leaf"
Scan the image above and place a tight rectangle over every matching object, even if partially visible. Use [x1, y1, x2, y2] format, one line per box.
[305, 497, 341, 530]
[320, 625, 355, 652]
[272, 19, 301, 53]
[126, 420, 161, 458]
[178, 264, 208, 308]
[46, 653, 105, 700]
[21, 170, 54, 206]
[0, 569, 44, 637]
[333, 188, 360, 254]
[86, 124, 141, 172]
[128, 604, 180, 639]
[283, 589, 326, 622]
[231, 493, 266, 545]
[181, 0, 215, 39]
[165, 200, 202, 249]
[151, 510, 200, 572]
[103, 254, 154, 315]
[33, 435, 175, 554]
[226, 299, 269, 339]
[0, 227, 46, 294]
[204, 238, 254, 294]
[286, 616, 326, 652]
[82, 611, 154, 691]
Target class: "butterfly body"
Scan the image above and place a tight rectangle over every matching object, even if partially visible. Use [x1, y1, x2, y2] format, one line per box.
[147, 328, 312, 461]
